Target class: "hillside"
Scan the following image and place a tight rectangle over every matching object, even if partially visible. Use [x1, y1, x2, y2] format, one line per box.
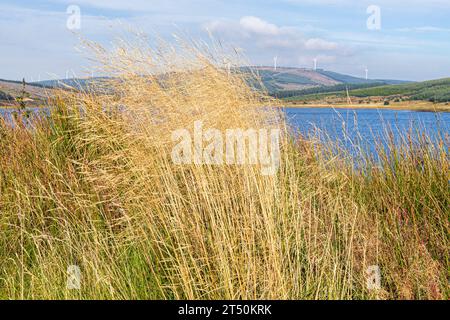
[316, 70, 406, 85]
[0, 68, 423, 107]
[0, 79, 51, 107]
[348, 78, 450, 102]
[246, 67, 407, 93]
[28, 67, 407, 96]
[283, 78, 450, 103]
[34, 68, 359, 92]
[33, 77, 110, 90]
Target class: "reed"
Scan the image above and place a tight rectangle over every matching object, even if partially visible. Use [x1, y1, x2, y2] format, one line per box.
[0, 35, 448, 300]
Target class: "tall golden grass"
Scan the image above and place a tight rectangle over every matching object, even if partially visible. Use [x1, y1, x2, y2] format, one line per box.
[0, 34, 448, 299]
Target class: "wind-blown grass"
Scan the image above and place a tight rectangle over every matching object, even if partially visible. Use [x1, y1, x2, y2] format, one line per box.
[0, 35, 448, 300]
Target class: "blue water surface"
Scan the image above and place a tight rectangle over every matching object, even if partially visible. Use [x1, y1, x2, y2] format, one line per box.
[0, 107, 49, 126]
[1, 106, 448, 158]
[283, 107, 449, 158]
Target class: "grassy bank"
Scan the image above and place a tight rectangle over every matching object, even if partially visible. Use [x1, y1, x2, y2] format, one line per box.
[283, 101, 450, 112]
[0, 36, 448, 300]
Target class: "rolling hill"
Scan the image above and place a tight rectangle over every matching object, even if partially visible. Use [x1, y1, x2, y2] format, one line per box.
[31, 67, 407, 94]
[283, 77, 450, 103]
[315, 70, 406, 85]
[246, 66, 408, 93]
[1, 68, 437, 108]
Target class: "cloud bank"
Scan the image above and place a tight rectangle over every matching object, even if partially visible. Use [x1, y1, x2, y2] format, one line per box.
[204, 16, 352, 67]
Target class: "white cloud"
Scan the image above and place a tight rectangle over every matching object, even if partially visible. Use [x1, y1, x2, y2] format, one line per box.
[239, 16, 280, 36]
[305, 38, 338, 51]
[204, 16, 348, 67]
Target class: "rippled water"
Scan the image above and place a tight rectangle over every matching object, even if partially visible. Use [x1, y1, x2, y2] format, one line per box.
[2, 106, 448, 157]
[284, 107, 449, 155]
[0, 107, 49, 125]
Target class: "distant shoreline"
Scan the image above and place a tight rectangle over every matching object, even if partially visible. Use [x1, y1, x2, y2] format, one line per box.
[283, 101, 450, 112]
[2, 101, 449, 113]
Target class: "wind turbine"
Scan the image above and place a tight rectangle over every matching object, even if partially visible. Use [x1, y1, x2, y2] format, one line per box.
[223, 58, 231, 75]
[273, 56, 278, 71]
[313, 58, 318, 71]
[365, 67, 369, 80]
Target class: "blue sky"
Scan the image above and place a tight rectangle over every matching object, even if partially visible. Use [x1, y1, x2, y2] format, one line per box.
[1, 0, 450, 81]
